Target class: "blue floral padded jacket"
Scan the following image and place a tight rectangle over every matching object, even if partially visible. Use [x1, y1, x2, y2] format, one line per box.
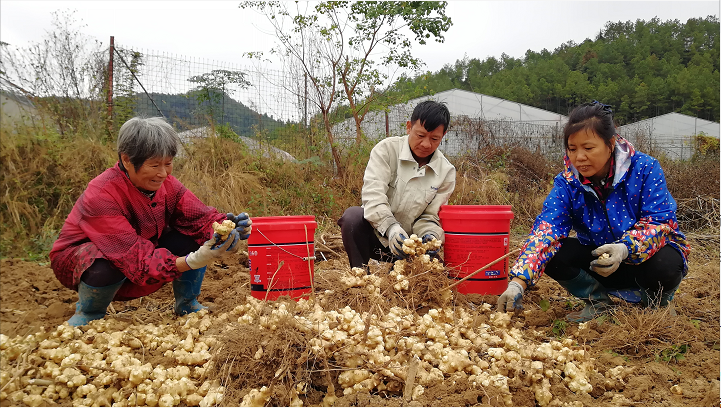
[510, 136, 690, 287]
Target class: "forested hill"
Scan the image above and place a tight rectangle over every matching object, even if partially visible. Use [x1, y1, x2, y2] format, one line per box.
[390, 16, 719, 124]
[133, 92, 285, 136]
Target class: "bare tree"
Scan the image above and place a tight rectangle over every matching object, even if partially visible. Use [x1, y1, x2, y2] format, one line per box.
[240, 1, 451, 174]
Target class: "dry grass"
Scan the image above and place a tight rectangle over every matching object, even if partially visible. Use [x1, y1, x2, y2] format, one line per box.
[592, 306, 703, 358]
[316, 256, 459, 317]
[209, 321, 322, 406]
[2, 109, 718, 261]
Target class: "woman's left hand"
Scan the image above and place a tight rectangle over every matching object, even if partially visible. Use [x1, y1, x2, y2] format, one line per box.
[590, 243, 628, 277]
[226, 212, 253, 240]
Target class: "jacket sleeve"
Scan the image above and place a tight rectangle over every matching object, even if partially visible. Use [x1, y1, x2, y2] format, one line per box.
[362, 142, 399, 236]
[412, 166, 456, 241]
[509, 179, 573, 287]
[616, 160, 688, 265]
[169, 185, 226, 246]
[76, 192, 182, 287]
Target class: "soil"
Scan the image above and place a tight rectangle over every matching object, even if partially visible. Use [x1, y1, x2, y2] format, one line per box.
[1, 235, 719, 407]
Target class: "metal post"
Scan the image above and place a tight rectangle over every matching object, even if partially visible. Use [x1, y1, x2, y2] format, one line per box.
[385, 110, 389, 138]
[107, 36, 114, 124]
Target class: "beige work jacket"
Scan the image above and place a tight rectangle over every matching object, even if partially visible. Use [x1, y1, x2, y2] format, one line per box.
[362, 135, 456, 246]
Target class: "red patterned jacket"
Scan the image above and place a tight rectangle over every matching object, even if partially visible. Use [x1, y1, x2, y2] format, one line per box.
[50, 162, 225, 291]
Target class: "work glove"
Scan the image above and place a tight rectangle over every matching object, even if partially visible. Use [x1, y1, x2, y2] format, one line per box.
[386, 223, 408, 259]
[422, 233, 441, 260]
[590, 243, 629, 277]
[185, 234, 236, 269]
[226, 212, 253, 240]
[496, 280, 524, 312]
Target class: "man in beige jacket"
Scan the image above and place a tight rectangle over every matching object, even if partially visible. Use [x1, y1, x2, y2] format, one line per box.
[338, 100, 456, 270]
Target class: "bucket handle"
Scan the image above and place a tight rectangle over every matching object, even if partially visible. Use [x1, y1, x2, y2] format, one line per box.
[255, 228, 317, 261]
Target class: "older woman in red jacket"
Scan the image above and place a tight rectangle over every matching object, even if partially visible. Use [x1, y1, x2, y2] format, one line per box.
[50, 117, 251, 326]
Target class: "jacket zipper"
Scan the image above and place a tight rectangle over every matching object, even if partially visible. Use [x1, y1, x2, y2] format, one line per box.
[601, 191, 618, 241]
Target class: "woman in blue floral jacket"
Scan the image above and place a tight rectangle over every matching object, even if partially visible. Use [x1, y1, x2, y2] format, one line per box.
[497, 101, 689, 322]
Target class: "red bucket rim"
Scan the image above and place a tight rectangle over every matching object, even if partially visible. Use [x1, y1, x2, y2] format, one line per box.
[250, 215, 317, 232]
[251, 215, 316, 223]
[439, 205, 514, 218]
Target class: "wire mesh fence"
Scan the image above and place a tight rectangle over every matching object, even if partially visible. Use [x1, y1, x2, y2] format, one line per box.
[112, 43, 304, 137]
[107, 42, 716, 164]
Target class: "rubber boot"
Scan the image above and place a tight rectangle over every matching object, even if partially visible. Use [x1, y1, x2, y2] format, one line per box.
[67, 279, 126, 326]
[173, 267, 208, 316]
[556, 269, 615, 323]
[640, 284, 679, 316]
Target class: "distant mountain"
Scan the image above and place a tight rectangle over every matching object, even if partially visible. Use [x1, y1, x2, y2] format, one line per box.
[132, 91, 286, 136]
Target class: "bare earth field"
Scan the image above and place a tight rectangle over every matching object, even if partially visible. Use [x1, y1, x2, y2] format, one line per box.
[1, 234, 718, 407]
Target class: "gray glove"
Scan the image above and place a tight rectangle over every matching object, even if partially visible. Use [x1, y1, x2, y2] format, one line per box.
[386, 223, 408, 258]
[185, 235, 235, 269]
[590, 243, 628, 277]
[226, 212, 253, 240]
[422, 233, 441, 260]
[497, 281, 524, 312]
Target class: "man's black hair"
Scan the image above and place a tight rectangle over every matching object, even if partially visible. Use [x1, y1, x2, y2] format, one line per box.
[410, 100, 451, 133]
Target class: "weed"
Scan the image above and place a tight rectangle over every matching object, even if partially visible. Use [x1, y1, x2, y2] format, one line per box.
[656, 344, 690, 363]
[551, 319, 568, 338]
[689, 319, 701, 329]
[538, 299, 551, 312]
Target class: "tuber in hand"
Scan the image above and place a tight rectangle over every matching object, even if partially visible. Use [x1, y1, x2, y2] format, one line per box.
[212, 220, 236, 242]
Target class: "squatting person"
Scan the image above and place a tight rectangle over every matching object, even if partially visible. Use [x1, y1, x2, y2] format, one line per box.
[497, 101, 689, 322]
[337, 100, 456, 270]
[50, 117, 252, 326]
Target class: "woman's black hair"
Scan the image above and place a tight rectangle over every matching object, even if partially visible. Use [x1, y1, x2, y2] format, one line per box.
[410, 100, 451, 133]
[563, 101, 616, 149]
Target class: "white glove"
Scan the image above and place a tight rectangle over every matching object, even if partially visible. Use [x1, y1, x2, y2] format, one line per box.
[386, 223, 408, 258]
[185, 235, 235, 270]
[496, 280, 524, 312]
[590, 243, 629, 277]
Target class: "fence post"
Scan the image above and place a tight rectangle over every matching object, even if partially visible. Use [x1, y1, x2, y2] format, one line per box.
[107, 36, 114, 133]
[385, 110, 389, 138]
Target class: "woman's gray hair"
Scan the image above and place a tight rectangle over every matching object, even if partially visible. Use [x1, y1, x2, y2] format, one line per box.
[117, 117, 180, 170]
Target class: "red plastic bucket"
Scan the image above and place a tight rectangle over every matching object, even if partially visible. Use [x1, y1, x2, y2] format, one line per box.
[439, 205, 514, 295]
[247, 215, 317, 301]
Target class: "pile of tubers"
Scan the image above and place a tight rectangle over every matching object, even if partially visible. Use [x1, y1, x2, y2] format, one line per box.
[1, 236, 638, 407]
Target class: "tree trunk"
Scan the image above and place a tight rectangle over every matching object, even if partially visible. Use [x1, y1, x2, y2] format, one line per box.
[322, 111, 344, 177]
[354, 114, 363, 146]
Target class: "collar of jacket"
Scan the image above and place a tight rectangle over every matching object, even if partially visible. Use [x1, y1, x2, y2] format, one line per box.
[399, 135, 443, 174]
[563, 136, 636, 193]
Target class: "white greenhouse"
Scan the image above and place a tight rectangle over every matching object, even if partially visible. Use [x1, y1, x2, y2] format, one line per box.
[617, 113, 720, 160]
[333, 89, 568, 157]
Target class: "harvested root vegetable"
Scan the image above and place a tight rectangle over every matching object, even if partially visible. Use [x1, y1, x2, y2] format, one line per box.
[212, 220, 236, 241]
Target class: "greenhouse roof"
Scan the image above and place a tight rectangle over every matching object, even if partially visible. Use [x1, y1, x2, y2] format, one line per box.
[407, 89, 567, 124]
[617, 112, 720, 138]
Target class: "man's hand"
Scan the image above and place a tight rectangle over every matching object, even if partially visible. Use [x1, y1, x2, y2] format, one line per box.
[422, 233, 440, 260]
[386, 223, 408, 258]
[590, 243, 628, 277]
[185, 234, 236, 269]
[496, 281, 524, 312]
[226, 212, 252, 240]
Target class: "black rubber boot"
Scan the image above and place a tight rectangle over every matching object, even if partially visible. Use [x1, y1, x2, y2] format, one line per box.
[556, 269, 615, 323]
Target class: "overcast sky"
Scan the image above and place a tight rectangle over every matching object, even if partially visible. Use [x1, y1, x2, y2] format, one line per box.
[1, 1, 718, 74]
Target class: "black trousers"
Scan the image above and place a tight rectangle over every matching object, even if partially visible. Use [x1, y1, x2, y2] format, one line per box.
[544, 238, 685, 292]
[337, 206, 395, 268]
[81, 229, 200, 287]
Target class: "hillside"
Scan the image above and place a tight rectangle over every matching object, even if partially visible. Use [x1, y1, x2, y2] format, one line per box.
[388, 16, 719, 124]
[132, 91, 286, 136]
